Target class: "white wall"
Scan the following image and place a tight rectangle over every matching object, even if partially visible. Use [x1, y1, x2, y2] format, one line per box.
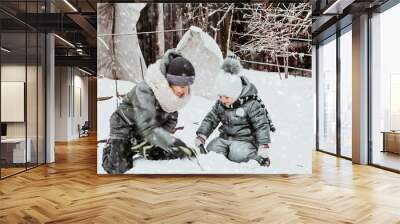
[1, 63, 46, 164]
[1, 65, 26, 135]
[55, 67, 89, 141]
[71, 73, 89, 138]
[1, 65, 40, 138]
[55, 66, 68, 141]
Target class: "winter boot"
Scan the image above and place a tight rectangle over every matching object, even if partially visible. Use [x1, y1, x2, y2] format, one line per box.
[102, 138, 134, 174]
[254, 155, 271, 167]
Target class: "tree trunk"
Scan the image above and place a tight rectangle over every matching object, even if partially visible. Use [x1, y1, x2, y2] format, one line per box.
[220, 9, 232, 57]
[156, 3, 165, 57]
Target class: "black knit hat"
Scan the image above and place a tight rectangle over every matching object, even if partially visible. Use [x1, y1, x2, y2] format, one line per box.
[166, 57, 195, 86]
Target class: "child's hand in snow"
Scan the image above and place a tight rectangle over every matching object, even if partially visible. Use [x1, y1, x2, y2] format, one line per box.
[194, 135, 206, 147]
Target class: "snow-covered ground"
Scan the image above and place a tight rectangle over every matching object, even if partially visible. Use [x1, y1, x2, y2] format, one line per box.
[97, 69, 314, 174]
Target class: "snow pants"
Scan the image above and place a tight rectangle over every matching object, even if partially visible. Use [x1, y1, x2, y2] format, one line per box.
[102, 138, 135, 174]
[101, 111, 136, 174]
[102, 138, 174, 174]
[206, 137, 258, 163]
[102, 112, 181, 174]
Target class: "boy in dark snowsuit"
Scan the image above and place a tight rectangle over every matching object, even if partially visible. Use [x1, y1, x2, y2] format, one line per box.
[102, 50, 196, 174]
[195, 58, 274, 166]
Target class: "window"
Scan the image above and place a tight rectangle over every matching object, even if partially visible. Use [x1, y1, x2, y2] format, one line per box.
[318, 35, 337, 154]
[339, 27, 352, 158]
[370, 3, 400, 171]
[0, 1, 47, 179]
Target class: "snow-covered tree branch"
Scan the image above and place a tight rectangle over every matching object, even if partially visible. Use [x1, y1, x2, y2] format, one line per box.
[182, 3, 311, 77]
[231, 3, 311, 77]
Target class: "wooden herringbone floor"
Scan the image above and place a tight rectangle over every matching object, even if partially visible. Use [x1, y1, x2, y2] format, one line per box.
[1, 135, 400, 224]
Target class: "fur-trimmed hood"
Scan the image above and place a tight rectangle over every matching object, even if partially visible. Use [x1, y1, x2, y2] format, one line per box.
[144, 60, 192, 113]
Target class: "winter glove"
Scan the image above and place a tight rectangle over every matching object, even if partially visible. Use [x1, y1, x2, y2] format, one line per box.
[130, 139, 169, 161]
[159, 49, 183, 76]
[194, 135, 208, 154]
[169, 138, 195, 158]
[130, 139, 156, 159]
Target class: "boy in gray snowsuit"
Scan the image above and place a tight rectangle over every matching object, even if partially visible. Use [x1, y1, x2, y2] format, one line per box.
[102, 50, 197, 174]
[195, 58, 274, 166]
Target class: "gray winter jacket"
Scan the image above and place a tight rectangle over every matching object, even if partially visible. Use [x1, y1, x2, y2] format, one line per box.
[110, 81, 179, 149]
[196, 76, 271, 146]
[109, 49, 193, 151]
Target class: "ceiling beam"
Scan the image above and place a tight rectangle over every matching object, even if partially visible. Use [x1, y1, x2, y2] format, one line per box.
[55, 55, 96, 69]
[67, 13, 97, 46]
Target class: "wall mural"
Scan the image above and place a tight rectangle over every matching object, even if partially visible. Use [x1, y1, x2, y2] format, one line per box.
[97, 3, 313, 174]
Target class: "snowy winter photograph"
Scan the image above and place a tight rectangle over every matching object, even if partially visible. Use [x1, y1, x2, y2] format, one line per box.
[96, 2, 313, 174]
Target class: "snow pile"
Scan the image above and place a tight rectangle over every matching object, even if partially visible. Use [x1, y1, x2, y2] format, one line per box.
[177, 26, 224, 99]
[97, 69, 313, 174]
[130, 151, 266, 174]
